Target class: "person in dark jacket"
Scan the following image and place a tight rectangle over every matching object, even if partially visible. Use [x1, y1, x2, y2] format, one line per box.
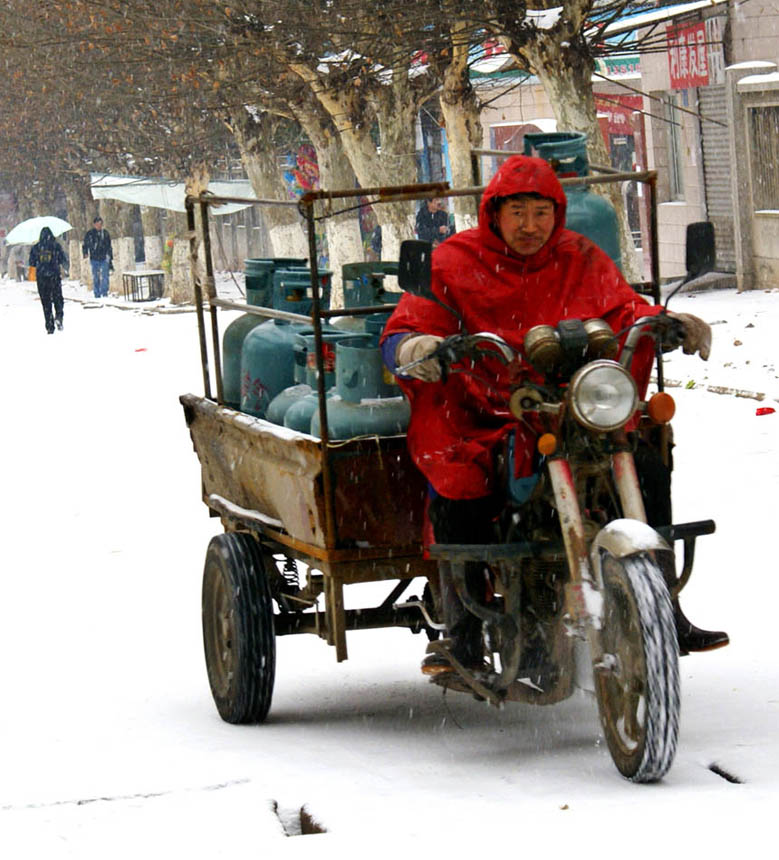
[82, 216, 113, 298]
[29, 227, 68, 334]
[415, 197, 453, 247]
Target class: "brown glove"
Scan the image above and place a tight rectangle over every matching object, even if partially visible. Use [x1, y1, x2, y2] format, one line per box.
[667, 312, 711, 361]
[395, 334, 444, 382]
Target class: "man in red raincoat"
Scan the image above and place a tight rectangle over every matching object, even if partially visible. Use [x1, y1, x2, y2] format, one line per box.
[381, 155, 727, 674]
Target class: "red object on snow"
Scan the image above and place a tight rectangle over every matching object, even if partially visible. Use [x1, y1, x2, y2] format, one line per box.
[756, 407, 775, 416]
[135, 348, 147, 352]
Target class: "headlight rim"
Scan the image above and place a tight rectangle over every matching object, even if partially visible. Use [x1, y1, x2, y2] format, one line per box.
[568, 359, 638, 432]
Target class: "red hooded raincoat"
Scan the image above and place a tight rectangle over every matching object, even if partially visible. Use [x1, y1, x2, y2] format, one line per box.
[382, 156, 660, 500]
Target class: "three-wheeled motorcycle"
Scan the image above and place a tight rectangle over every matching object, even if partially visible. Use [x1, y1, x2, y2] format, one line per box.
[181, 170, 721, 782]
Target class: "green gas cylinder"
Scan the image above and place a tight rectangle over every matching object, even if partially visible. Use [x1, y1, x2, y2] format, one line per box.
[523, 132, 622, 271]
[310, 336, 409, 440]
[272, 269, 332, 315]
[283, 388, 336, 433]
[265, 383, 312, 425]
[341, 261, 400, 308]
[222, 257, 307, 409]
[239, 319, 307, 418]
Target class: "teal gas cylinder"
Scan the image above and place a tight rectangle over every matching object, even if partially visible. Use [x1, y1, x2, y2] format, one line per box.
[265, 383, 312, 425]
[364, 312, 391, 339]
[302, 330, 364, 389]
[245, 257, 306, 305]
[310, 336, 409, 439]
[272, 330, 363, 426]
[331, 262, 399, 332]
[341, 262, 400, 308]
[283, 388, 336, 433]
[222, 257, 307, 409]
[272, 269, 332, 315]
[523, 132, 622, 271]
[239, 319, 307, 418]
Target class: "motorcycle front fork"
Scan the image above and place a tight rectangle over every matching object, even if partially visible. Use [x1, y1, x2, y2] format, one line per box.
[547, 450, 647, 632]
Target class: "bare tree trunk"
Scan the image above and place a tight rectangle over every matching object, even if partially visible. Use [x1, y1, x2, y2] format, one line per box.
[439, 19, 481, 231]
[290, 61, 419, 262]
[140, 206, 163, 268]
[231, 111, 309, 259]
[295, 96, 364, 307]
[63, 173, 93, 282]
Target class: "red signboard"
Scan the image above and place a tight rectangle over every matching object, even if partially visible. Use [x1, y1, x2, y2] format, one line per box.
[594, 94, 644, 135]
[667, 21, 709, 89]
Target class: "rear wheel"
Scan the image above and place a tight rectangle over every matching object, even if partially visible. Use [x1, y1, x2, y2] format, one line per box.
[202, 532, 276, 724]
[594, 552, 680, 782]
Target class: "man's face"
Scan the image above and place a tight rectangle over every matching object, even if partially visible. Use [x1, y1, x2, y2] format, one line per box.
[95, 220, 103, 229]
[495, 196, 556, 256]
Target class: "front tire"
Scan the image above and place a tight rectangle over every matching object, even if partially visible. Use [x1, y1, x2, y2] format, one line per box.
[202, 532, 276, 724]
[594, 552, 680, 782]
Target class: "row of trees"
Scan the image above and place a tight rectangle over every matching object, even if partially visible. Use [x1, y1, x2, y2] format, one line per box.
[0, 1, 675, 293]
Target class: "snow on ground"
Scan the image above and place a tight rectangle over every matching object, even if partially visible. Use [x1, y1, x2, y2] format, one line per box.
[0, 277, 777, 858]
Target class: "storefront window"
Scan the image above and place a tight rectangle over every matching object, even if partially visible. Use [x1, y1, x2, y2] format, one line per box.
[665, 94, 684, 200]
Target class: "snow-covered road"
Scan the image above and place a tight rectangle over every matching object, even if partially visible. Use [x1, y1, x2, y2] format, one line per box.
[1, 279, 777, 858]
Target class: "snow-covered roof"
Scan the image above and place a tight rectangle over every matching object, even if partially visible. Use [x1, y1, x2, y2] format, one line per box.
[599, 0, 729, 38]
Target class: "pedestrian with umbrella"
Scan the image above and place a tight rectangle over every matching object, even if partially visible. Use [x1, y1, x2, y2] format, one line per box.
[29, 227, 68, 334]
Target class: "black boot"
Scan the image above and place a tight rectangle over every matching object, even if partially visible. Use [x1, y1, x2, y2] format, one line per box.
[660, 556, 729, 655]
[672, 601, 729, 656]
[422, 562, 485, 675]
[634, 436, 729, 655]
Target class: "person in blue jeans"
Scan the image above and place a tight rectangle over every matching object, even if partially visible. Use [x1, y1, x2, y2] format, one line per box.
[82, 216, 113, 297]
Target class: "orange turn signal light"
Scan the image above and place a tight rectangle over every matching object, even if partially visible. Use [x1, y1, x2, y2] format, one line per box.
[647, 391, 676, 424]
[537, 433, 557, 456]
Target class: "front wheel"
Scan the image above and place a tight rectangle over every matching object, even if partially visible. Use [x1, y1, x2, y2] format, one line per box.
[594, 552, 680, 782]
[202, 532, 276, 724]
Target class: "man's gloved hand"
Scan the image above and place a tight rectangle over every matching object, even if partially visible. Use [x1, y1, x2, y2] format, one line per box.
[396, 334, 444, 382]
[666, 312, 712, 360]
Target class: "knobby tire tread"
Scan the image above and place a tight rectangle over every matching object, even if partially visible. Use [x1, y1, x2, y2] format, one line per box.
[599, 552, 680, 782]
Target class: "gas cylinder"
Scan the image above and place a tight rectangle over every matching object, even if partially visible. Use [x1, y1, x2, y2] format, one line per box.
[239, 319, 307, 418]
[222, 257, 306, 409]
[331, 262, 400, 332]
[283, 389, 336, 433]
[272, 269, 332, 315]
[265, 384, 312, 425]
[523, 131, 622, 271]
[274, 330, 363, 426]
[310, 336, 409, 439]
[364, 312, 391, 339]
[341, 262, 400, 308]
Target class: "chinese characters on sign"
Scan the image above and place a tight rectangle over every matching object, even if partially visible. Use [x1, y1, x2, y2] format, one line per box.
[594, 95, 644, 135]
[667, 21, 709, 89]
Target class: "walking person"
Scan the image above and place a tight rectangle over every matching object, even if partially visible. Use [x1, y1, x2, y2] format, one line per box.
[82, 216, 113, 298]
[29, 227, 68, 334]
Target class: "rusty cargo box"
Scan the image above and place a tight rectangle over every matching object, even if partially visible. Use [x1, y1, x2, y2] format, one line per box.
[180, 393, 427, 552]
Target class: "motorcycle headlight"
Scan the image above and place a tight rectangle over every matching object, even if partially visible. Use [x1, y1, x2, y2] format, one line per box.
[569, 360, 638, 432]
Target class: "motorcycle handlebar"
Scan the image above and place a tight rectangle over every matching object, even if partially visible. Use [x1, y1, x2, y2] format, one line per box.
[395, 332, 516, 376]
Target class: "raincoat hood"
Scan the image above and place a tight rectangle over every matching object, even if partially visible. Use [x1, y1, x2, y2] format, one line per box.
[478, 155, 567, 271]
[38, 227, 55, 246]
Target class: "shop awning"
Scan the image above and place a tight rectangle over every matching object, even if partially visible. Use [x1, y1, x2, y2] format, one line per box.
[90, 174, 259, 215]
